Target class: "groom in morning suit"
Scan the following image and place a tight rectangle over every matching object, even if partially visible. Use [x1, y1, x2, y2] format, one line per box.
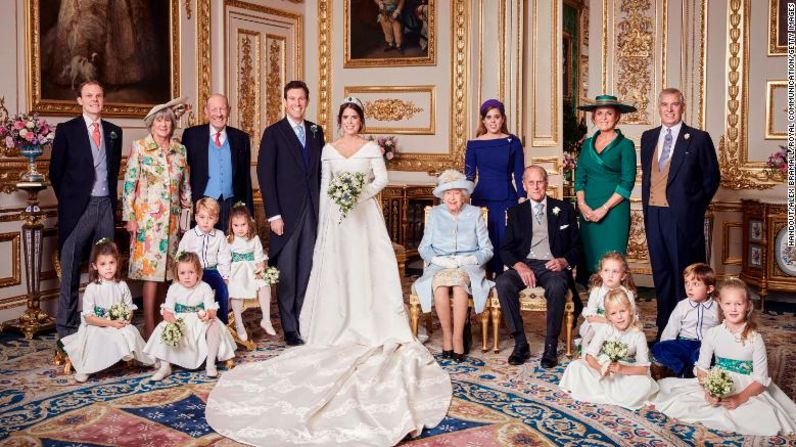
[641, 88, 720, 340]
[257, 80, 325, 346]
[49, 81, 123, 338]
[182, 93, 253, 230]
[495, 165, 581, 369]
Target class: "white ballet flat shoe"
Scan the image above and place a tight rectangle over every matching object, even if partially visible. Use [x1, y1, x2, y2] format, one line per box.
[235, 321, 248, 341]
[206, 362, 218, 378]
[149, 363, 172, 382]
[74, 373, 89, 383]
[260, 320, 276, 336]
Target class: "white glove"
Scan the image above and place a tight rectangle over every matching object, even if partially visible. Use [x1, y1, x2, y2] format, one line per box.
[454, 255, 479, 266]
[431, 256, 458, 269]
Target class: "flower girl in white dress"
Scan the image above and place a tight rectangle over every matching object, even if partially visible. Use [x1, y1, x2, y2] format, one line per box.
[61, 239, 154, 382]
[579, 251, 637, 348]
[145, 252, 236, 381]
[652, 277, 796, 436]
[560, 288, 658, 409]
[226, 204, 275, 340]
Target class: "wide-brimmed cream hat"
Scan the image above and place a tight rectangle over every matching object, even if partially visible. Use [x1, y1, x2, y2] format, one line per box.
[144, 96, 190, 125]
[432, 169, 474, 198]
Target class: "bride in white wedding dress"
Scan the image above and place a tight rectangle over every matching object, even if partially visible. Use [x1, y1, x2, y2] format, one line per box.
[205, 97, 452, 446]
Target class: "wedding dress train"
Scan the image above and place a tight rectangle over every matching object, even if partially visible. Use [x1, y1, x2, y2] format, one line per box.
[205, 142, 452, 446]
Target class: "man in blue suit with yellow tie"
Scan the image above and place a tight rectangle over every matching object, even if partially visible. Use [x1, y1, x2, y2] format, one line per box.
[641, 88, 720, 340]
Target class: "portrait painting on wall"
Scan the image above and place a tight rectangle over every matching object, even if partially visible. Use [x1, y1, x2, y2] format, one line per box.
[29, 0, 180, 117]
[769, 0, 793, 55]
[345, 0, 435, 68]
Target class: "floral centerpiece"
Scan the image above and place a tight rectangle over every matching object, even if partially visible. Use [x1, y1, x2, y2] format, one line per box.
[259, 266, 280, 286]
[703, 367, 734, 399]
[0, 112, 56, 182]
[327, 171, 367, 223]
[367, 135, 399, 162]
[767, 145, 790, 177]
[161, 318, 187, 347]
[108, 303, 132, 321]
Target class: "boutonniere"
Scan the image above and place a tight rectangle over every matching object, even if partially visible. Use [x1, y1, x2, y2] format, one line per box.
[310, 124, 319, 138]
[552, 206, 560, 216]
[109, 130, 118, 140]
[683, 133, 690, 140]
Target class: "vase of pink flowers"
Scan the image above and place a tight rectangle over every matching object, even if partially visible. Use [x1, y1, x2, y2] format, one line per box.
[367, 135, 399, 162]
[0, 112, 56, 182]
[766, 145, 790, 178]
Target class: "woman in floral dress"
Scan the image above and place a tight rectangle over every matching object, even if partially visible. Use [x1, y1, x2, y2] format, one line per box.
[123, 97, 191, 337]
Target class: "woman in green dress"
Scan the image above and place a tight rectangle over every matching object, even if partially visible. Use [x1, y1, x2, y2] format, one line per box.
[575, 95, 637, 278]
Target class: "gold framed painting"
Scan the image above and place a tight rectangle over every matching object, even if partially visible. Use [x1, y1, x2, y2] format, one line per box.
[766, 81, 787, 139]
[769, 0, 791, 55]
[344, 0, 435, 68]
[27, 0, 181, 117]
[343, 85, 436, 134]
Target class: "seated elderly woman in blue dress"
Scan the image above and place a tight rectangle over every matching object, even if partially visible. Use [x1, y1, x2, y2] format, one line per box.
[413, 170, 494, 362]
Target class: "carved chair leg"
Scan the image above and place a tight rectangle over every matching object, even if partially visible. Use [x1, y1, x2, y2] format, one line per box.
[225, 359, 234, 369]
[565, 309, 574, 357]
[480, 308, 490, 352]
[410, 302, 420, 337]
[64, 359, 72, 375]
[491, 307, 502, 353]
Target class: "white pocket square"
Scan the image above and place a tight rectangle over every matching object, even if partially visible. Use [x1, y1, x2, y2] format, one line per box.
[559, 224, 569, 230]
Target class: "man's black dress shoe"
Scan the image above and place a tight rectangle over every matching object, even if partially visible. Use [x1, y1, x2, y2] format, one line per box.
[540, 343, 558, 369]
[507, 344, 531, 365]
[285, 332, 304, 346]
[453, 352, 465, 363]
[441, 350, 453, 359]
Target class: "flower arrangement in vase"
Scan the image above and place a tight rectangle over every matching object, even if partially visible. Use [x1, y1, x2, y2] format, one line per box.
[766, 145, 790, 179]
[0, 112, 56, 182]
[367, 135, 399, 162]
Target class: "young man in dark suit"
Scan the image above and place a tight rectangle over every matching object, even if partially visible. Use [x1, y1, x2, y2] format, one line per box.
[182, 93, 253, 230]
[49, 81, 123, 338]
[495, 165, 582, 368]
[257, 80, 325, 346]
[641, 88, 720, 340]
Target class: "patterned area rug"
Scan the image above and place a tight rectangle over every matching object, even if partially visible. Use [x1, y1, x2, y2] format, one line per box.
[1, 300, 795, 446]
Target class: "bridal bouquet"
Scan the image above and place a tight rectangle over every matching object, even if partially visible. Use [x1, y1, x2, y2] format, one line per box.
[703, 367, 734, 399]
[161, 318, 187, 347]
[108, 303, 131, 321]
[259, 266, 280, 286]
[327, 171, 366, 223]
[601, 340, 630, 362]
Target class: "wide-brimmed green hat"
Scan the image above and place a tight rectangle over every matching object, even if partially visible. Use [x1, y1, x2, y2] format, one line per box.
[577, 95, 637, 114]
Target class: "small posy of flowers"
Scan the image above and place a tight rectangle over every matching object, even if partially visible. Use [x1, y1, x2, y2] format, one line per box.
[0, 112, 55, 150]
[327, 171, 366, 223]
[259, 266, 280, 286]
[601, 340, 629, 362]
[108, 303, 131, 321]
[368, 135, 399, 161]
[767, 145, 790, 176]
[703, 367, 734, 399]
[161, 318, 187, 347]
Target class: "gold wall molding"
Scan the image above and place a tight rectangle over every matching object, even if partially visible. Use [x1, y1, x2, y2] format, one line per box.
[722, 221, 742, 265]
[237, 30, 261, 142]
[266, 35, 285, 126]
[0, 232, 21, 288]
[197, 1, 211, 114]
[530, 0, 560, 146]
[531, 156, 562, 175]
[343, 86, 436, 135]
[325, 1, 469, 172]
[364, 99, 423, 122]
[626, 210, 649, 262]
[766, 80, 787, 139]
[601, 0, 609, 93]
[718, 0, 779, 190]
[615, 0, 653, 125]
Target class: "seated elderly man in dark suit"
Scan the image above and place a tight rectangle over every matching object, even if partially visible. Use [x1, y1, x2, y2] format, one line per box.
[496, 165, 582, 368]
